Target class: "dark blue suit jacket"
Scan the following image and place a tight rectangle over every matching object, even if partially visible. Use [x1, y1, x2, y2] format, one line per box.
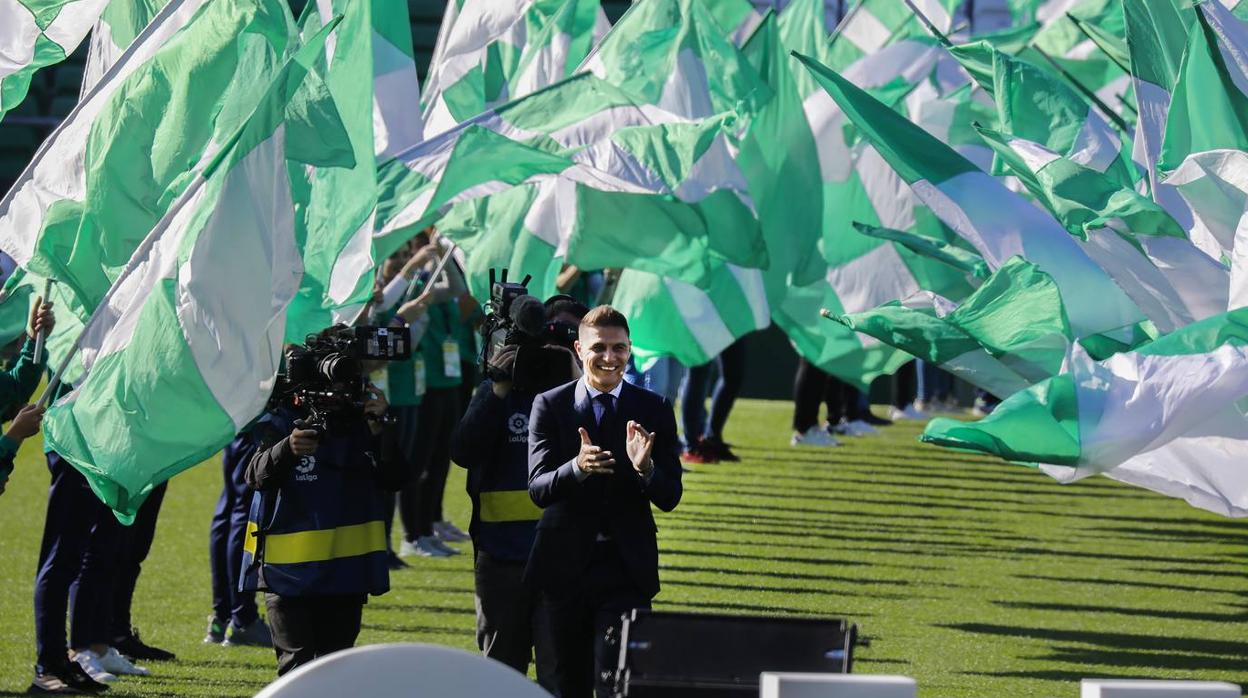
[525, 378, 682, 598]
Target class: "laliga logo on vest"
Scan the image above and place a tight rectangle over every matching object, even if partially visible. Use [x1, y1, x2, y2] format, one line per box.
[508, 413, 529, 436]
[295, 455, 318, 482]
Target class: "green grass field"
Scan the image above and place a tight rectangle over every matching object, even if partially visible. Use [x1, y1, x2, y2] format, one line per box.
[1, 398, 1245, 697]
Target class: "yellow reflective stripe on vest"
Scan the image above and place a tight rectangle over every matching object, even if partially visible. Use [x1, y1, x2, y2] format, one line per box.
[479, 490, 543, 523]
[243, 520, 386, 564]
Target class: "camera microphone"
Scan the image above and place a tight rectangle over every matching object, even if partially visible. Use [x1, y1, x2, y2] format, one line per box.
[509, 294, 547, 337]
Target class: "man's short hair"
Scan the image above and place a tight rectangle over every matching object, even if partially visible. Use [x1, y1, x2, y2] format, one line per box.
[580, 305, 630, 336]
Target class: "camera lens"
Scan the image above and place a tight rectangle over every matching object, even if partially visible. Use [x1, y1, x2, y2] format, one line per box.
[318, 352, 361, 384]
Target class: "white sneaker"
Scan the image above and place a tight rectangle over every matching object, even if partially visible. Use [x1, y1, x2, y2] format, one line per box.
[846, 419, 878, 435]
[827, 420, 854, 437]
[433, 520, 470, 542]
[415, 535, 452, 557]
[398, 539, 421, 558]
[938, 398, 961, 413]
[790, 426, 840, 447]
[913, 399, 931, 413]
[98, 646, 151, 676]
[72, 650, 118, 684]
[888, 406, 910, 421]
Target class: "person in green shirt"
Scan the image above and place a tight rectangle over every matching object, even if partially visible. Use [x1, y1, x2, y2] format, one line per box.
[0, 296, 54, 497]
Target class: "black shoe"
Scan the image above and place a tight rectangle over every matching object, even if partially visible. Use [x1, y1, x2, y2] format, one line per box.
[387, 551, 409, 570]
[113, 628, 176, 661]
[30, 659, 108, 694]
[701, 437, 739, 462]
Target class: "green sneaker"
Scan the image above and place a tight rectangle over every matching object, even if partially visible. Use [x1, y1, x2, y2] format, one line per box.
[203, 616, 226, 644]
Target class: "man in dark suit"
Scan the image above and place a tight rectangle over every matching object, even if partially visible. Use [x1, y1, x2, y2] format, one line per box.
[527, 305, 683, 698]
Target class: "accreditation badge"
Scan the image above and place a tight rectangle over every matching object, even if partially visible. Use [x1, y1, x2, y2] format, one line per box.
[442, 340, 462, 378]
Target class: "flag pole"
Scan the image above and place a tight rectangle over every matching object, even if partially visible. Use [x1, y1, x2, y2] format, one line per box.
[828, 0, 866, 47]
[902, 0, 951, 46]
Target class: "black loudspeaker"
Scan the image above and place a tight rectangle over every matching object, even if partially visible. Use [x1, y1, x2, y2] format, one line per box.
[608, 610, 858, 697]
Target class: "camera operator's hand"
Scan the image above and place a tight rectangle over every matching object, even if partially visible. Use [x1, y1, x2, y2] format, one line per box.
[488, 345, 519, 398]
[28, 296, 54, 339]
[575, 428, 614, 476]
[363, 385, 389, 434]
[6, 404, 45, 441]
[289, 428, 320, 456]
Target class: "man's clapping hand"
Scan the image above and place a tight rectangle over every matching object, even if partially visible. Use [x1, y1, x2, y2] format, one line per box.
[626, 420, 655, 477]
[575, 427, 614, 476]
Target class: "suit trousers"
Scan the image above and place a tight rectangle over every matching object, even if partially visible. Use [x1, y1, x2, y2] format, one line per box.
[543, 541, 651, 698]
[474, 551, 558, 691]
[210, 443, 259, 628]
[265, 593, 364, 676]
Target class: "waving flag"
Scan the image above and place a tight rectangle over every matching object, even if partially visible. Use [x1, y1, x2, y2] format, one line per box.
[0, 0, 109, 120]
[923, 308, 1248, 518]
[44, 21, 349, 520]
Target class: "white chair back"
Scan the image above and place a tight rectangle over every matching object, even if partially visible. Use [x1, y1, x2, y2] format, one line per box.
[253, 642, 554, 698]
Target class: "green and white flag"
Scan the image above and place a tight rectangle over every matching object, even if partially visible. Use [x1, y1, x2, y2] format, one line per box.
[950, 40, 1135, 187]
[0, 0, 295, 317]
[1159, 0, 1248, 286]
[509, 0, 608, 99]
[583, 0, 771, 121]
[979, 125, 1226, 332]
[835, 256, 1071, 398]
[43, 20, 347, 520]
[923, 307, 1248, 518]
[1122, 0, 1191, 200]
[80, 0, 171, 95]
[795, 50, 1145, 340]
[0, 0, 109, 120]
[284, 0, 426, 341]
[422, 0, 602, 137]
[1021, 0, 1130, 117]
[612, 262, 769, 369]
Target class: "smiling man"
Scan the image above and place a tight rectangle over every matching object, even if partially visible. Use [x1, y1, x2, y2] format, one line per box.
[526, 305, 683, 698]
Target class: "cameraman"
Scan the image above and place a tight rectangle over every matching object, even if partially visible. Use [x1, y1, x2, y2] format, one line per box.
[451, 296, 587, 688]
[240, 348, 405, 676]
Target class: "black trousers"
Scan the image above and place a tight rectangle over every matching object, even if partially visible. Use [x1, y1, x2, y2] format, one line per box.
[265, 594, 364, 676]
[474, 551, 557, 691]
[34, 452, 122, 668]
[792, 358, 854, 432]
[110, 481, 167, 638]
[399, 386, 461, 540]
[892, 360, 917, 408]
[543, 542, 651, 698]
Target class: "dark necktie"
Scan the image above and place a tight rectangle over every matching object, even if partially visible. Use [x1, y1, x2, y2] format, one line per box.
[595, 392, 616, 428]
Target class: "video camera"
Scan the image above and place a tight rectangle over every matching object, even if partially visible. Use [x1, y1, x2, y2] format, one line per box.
[481, 269, 579, 394]
[273, 325, 411, 432]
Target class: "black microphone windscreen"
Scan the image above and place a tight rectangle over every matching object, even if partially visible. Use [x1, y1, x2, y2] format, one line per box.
[510, 294, 547, 337]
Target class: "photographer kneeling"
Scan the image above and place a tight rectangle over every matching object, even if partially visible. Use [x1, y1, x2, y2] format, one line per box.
[452, 290, 588, 689]
[240, 327, 409, 676]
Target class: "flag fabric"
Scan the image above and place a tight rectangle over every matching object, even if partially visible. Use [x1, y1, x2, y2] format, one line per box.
[284, 0, 426, 341]
[1020, 0, 1130, 118]
[794, 50, 1145, 341]
[0, 0, 296, 316]
[834, 256, 1071, 398]
[509, 0, 608, 99]
[1122, 0, 1191, 200]
[922, 307, 1248, 518]
[611, 262, 769, 369]
[0, 0, 109, 121]
[978, 126, 1227, 333]
[376, 74, 765, 297]
[80, 0, 171, 95]
[43, 19, 348, 521]
[950, 41, 1135, 188]
[1159, 1, 1248, 277]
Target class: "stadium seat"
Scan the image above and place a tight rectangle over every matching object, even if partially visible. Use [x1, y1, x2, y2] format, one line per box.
[760, 674, 918, 698]
[1081, 680, 1242, 697]
[251, 643, 554, 698]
